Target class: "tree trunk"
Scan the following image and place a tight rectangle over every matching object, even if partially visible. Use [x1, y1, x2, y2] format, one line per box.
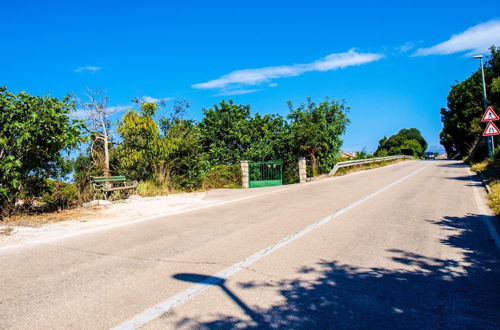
[310, 152, 319, 177]
[103, 135, 110, 177]
[101, 120, 110, 177]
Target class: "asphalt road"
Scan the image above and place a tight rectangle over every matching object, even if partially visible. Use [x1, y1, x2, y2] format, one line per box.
[1, 160, 499, 329]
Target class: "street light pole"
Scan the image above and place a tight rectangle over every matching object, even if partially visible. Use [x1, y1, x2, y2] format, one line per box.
[473, 55, 493, 157]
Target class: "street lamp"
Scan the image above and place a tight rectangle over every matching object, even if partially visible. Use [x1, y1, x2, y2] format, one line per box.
[473, 54, 493, 157]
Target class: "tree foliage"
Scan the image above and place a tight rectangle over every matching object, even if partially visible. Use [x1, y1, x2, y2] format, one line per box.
[440, 46, 500, 159]
[0, 87, 84, 217]
[160, 101, 207, 190]
[288, 97, 350, 175]
[199, 100, 252, 166]
[3, 92, 351, 214]
[115, 102, 176, 183]
[375, 128, 427, 157]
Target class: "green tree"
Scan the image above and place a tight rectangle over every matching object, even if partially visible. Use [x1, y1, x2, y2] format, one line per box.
[198, 100, 251, 165]
[115, 102, 176, 184]
[288, 97, 350, 176]
[244, 113, 292, 161]
[0, 87, 84, 217]
[376, 128, 427, 157]
[440, 71, 484, 158]
[440, 46, 500, 159]
[160, 101, 207, 190]
[400, 139, 423, 157]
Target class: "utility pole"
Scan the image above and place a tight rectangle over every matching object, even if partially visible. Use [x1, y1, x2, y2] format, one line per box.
[473, 55, 493, 157]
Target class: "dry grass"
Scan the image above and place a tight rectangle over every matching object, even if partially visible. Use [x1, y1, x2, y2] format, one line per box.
[471, 160, 490, 173]
[1, 207, 96, 227]
[0, 227, 14, 235]
[333, 159, 406, 176]
[487, 182, 500, 216]
[136, 181, 170, 197]
[470, 158, 500, 216]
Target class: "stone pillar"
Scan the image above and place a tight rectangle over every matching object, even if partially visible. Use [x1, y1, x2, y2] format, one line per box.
[240, 160, 249, 188]
[299, 157, 307, 183]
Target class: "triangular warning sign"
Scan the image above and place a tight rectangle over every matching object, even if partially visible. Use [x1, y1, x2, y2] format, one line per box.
[481, 106, 499, 122]
[483, 121, 500, 136]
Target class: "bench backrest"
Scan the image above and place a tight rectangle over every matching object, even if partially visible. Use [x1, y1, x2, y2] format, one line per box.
[91, 176, 126, 183]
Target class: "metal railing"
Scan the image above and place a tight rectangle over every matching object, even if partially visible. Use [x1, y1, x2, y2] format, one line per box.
[329, 155, 413, 175]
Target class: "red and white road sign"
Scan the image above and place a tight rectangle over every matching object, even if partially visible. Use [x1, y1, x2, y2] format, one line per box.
[483, 121, 500, 136]
[481, 106, 499, 122]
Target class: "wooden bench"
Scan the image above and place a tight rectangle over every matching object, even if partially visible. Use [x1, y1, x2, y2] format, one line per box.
[91, 176, 138, 200]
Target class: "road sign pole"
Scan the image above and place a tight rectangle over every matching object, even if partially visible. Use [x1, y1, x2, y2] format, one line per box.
[479, 56, 493, 157]
[475, 55, 493, 157]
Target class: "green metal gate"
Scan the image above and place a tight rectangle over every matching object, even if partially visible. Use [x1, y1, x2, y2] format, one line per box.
[249, 160, 283, 188]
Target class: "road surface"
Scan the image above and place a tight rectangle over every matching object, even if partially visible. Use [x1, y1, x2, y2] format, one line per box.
[0, 160, 499, 329]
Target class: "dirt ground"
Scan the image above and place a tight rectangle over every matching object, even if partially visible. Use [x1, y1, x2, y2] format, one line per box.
[0, 192, 216, 248]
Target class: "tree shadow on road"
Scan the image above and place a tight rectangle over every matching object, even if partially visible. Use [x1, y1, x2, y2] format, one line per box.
[438, 162, 469, 169]
[173, 214, 500, 329]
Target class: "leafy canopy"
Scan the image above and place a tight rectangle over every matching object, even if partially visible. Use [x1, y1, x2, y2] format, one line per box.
[440, 46, 500, 159]
[288, 97, 350, 174]
[0, 87, 84, 216]
[376, 128, 427, 157]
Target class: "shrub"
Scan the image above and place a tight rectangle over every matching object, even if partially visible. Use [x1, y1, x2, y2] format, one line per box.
[202, 164, 242, 189]
[137, 180, 169, 197]
[487, 182, 500, 216]
[40, 180, 78, 212]
[283, 161, 299, 185]
[494, 146, 500, 163]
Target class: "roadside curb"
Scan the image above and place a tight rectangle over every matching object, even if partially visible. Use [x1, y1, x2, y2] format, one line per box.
[478, 172, 492, 194]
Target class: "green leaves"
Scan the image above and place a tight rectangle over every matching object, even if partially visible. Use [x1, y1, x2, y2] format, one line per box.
[199, 100, 252, 165]
[375, 128, 427, 157]
[288, 97, 350, 174]
[0, 87, 84, 217]
[440, 46, 500, 159]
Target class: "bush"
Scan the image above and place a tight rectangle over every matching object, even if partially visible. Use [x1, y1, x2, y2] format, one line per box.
[494, 146, 500, 163]
[202, 164, 242, 189]
[376, 149, 389, 157]
[283, 161, 299, 184]
[137, 180, 170, 197]
[40, 180, 78, 212]
[487, 182, 500, 216]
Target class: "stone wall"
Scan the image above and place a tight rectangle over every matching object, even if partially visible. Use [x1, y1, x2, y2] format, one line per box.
[240, 161, 249, 188]
[299, 157, 307, 183]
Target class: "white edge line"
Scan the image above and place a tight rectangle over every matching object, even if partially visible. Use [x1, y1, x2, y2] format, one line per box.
[111, 162, 431, 330]
[468, 168, 500, 250]
[0, 160, 418, 255]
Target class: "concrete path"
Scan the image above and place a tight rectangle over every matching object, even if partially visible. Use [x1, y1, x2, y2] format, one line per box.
[0, 160, 499, 329]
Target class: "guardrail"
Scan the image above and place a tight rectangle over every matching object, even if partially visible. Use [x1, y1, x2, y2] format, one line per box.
[329, 155, 413, 175]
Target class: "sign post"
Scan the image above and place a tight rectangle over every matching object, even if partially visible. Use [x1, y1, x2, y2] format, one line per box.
[482, 106, 500, 155]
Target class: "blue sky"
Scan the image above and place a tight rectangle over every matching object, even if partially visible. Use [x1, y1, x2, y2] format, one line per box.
[2, 0, 500, 153]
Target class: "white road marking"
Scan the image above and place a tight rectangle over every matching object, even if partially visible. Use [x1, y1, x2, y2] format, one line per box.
[469, 169, 500, 250]
[111, 162, 431, 330]
[0, 160, 417, 255]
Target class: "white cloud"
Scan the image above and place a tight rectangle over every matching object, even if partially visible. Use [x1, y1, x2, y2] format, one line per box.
[71, 105, 129, 119]
[74, 65, 102, 73]
[415, 20, 500, 56]
[396, 42, 415, 53]
[192, 49, 383, 92]
[70, 109, 88, 119]
[142, 96, 173, 104]
[216, 89, 258, 96]
[107, 105, 130, 113]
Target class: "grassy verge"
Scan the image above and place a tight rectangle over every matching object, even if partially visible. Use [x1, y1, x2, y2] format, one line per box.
[333, 158, 408, 176]
[471, 159, 500, 216]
